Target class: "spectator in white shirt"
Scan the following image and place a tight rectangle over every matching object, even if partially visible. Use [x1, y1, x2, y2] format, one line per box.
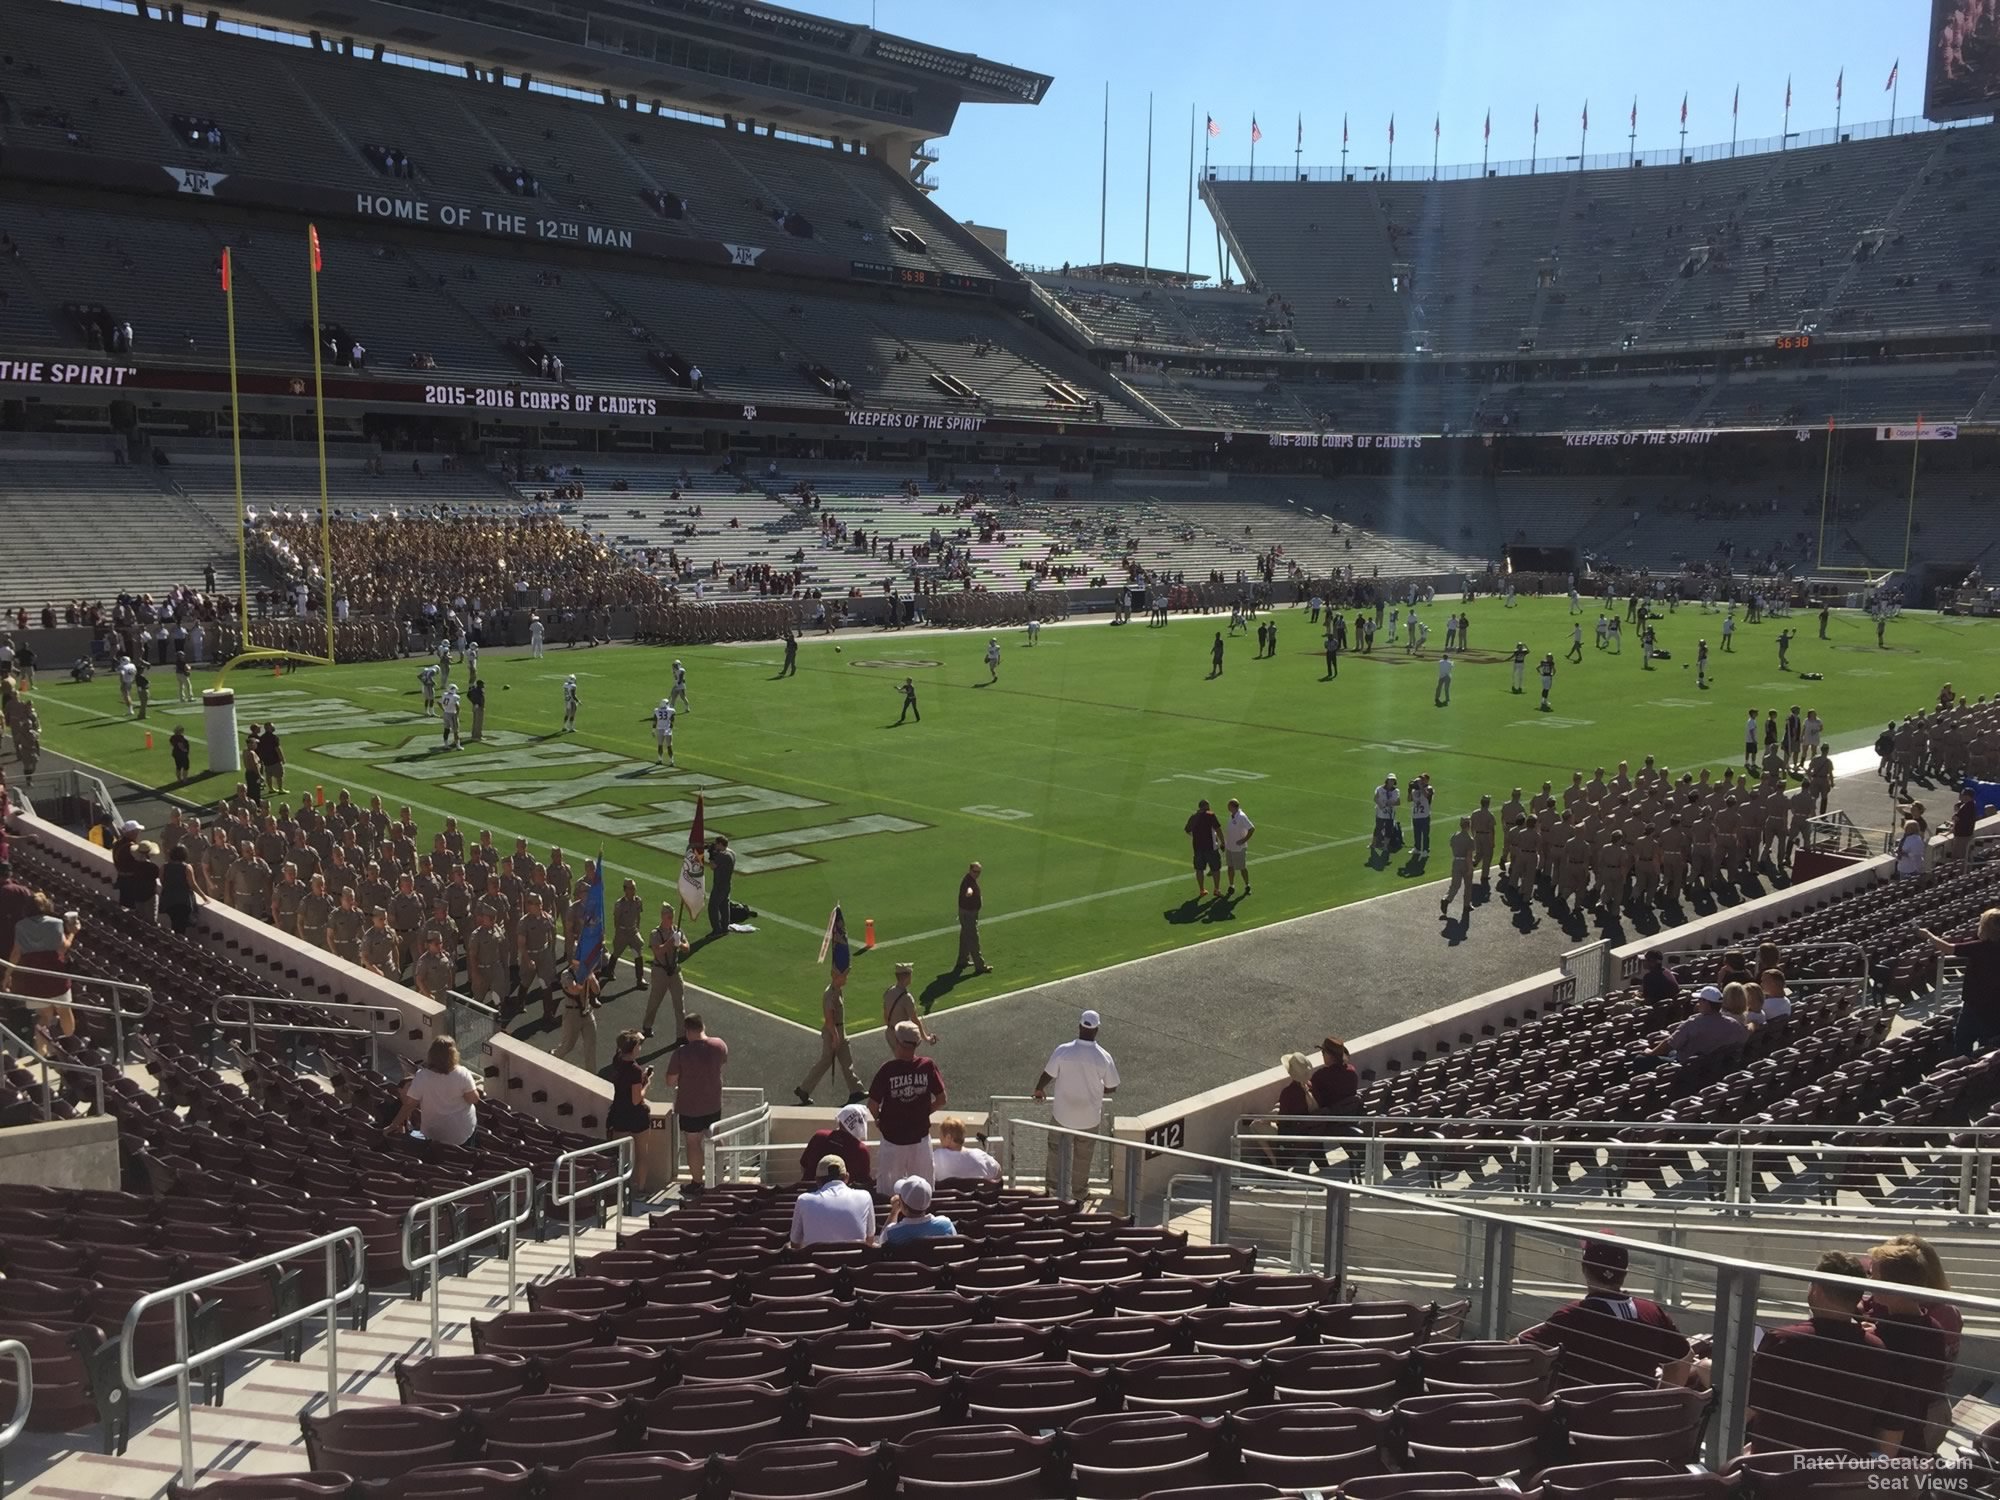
[380, 1036, 481, 1147]
[1223, 798, 1255, 898]
[1033, 1010, 1120, 1196]
[1372, 775, 1401, 855]
[1748, 968, 1793, 1029]
[930, 1116, 1001, 1182]
[788, 1156, 876, 1248]
[1895, 820, 1928, 880]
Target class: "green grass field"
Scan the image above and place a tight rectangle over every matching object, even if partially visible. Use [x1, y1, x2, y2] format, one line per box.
[32, 600, 1988, 1024]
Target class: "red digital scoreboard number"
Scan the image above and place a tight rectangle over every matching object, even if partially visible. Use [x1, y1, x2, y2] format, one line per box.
[1774, 334, 1813, 351]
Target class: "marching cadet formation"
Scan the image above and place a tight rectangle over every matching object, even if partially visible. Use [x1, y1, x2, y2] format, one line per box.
[1879, 686, 2000, 791]
[1479, 748, 1837, 921]
[158, 789, 693, 1059]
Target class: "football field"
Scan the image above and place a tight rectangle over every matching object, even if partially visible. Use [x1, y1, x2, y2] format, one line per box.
[33, 600, 1988, 1025]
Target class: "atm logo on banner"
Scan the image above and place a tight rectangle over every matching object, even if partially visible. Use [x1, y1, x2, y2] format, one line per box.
[163, 165, 228, 196]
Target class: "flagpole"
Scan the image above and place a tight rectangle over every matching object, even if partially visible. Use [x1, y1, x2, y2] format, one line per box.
[1249, 118, 1257, 182]
[1731, 86, 1739, 157]
[1142, 91, 1153, 280]
[1431, 118, 1439, 181]
[1294, 112, 1301, 180]
[306, 225, 334, 666]
[1891, 70, 1899, 126]
[1340, 115, 1347, 180]
[223, 249, 249, 651]
[1098, 81, 1109, 266]
[1531, 108, 1539, 174]
[1481, 113, 1489, 176]
[1579, 102, 1587, 169]
[1386, 120, 1393, 179]
[1835, 73, 1843, 136]
[1184, 102, 1195, 278]
[1628, 100, 1636, 168]
[1782, 77, 1791, 149]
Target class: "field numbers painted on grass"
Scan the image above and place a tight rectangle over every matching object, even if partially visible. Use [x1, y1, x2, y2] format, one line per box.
[1340, 741, 1449, 756]
[962, 805, 1032, 821]
[1152, 768, 1271, 784]
[1512, 717, 1594, 729]
[1647, 699, 1712, 710]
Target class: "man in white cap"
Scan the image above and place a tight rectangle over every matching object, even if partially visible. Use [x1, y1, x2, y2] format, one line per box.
[880, 1175, 957, 1246]
[799, 1103, 873, 1184]
[1643, 985, 1746, 1068]
[868, 1019, 946, 1186]
[1034, 1010, 1120, 1196]
[788, 1155, 875, 1249]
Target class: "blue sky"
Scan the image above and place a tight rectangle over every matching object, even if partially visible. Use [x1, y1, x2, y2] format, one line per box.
[806, 0, 1939, 281]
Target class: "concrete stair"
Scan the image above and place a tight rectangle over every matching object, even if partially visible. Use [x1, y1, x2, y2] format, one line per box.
[11, 1209, 637, 1499]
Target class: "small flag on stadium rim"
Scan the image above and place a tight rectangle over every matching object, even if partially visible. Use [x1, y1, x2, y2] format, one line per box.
[1681, 92, 1688, 125]
[1433, 113, 1440, 140]
[1483, 109, 1490, 142]
[1886, 59, 1899, 91]
[818, 903, 850, 977]
[1388, 114, 1395, 145]
[1296, 113, 1302, 148]
[677, 794, 707, 917]
[1206, 113, 1219, 137]
[1581, 99, 1588, 130]
[576, 851, 606, 973]
[1250, 115, 1262, 144]
[1732, 84, 1739, 118]
[1784, 75, 1792, 110]
[1342, 113, 1348, 145]
[1629, 97, 1637, 131]
[309, 224, 323, 273]
[1836, 67, 1843, 103]
[219, 247, 231, 292]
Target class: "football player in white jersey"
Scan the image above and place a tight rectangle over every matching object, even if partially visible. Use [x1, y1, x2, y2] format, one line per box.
[649, 698, 677, 766]
[984, 637, 1001, 683]
[670, 659, 690, 710]
[562, 674, 580, 732]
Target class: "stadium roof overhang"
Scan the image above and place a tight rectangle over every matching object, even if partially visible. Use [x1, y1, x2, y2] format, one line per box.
[208, 0, 1049, 137]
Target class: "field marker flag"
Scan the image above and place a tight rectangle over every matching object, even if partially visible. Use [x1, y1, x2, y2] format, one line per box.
[309, 223, 323, 273]
[677, 794, 706, 918]
[220, 247, 232, 291]
[818, 903, 851, 977]
[576, 851, 606, 974]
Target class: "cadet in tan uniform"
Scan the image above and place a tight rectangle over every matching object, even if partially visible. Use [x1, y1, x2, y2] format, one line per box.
[228, 841, 272, 918]
[271, 862, 307, 935]
[467, 908, 508, 1010]
[517, 894, 559, 1019]
[605, 879, 646, 985]
[425, 899, 461, 979]
[297, 874, 334, 951]
[1469, 795, 1498, 884]
[1632, 824, 1662, 906]
[1510, 806, 1541, 893]
[1595, 830, 1633, 915]
[1441, 816, 1476, 922]
[642, 904, 687, 1037]
[389, 875, 425, 976]
[327, 888, 365, 962]
[1530, 781, 1557, 819]
[358, 861, 392, 921]
[1711, 797, 1741, 883]
[1661, 815, 1692, 902]
[796, 969, 865, 1106]
[413, 930, 456, 999]
[881, 960, 934, 1050]
[1560, 821, 1594, 908]
[360, 908, 397, 976]
[551, 954, 602, 1072]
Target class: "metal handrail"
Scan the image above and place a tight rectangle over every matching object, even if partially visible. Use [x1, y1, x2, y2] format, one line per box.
[0, 1337, 30, 1457]
[551, 1136, 633, 1275]
[211, 993, 402, 1070]
[1223, 1112, 1991, 1140]
[1025, 1116, 2000, 1462]
[0, 1021, 106, 1119]
[0, 955, 151, 1061]
[1228, 1126, 2000, 1215]
[122, 1228, 366, 1487]
[707, 1099, 770, 1185]
[400, 1169, 534, 1358]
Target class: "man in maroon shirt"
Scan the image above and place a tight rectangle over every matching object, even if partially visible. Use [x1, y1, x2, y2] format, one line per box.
[799, 1103, 874, 1186]
[1184, 799, 1222, 899]
[868, 1021, 946, 1187]
[952, 862, 991, 976]
[1747, 1251, 1918, 1457]
[1519, 1238, 1698, 1388]
[1309, 1037, 1360, 1116]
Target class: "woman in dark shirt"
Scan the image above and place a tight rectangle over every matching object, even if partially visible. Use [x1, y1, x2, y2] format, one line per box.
[159, 845, 205, 934]
[1919, 909, 2000, 1056]
[605, 1027, 652, 1139]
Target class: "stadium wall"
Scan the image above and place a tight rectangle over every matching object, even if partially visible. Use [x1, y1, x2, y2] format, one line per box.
[0, 1115, 120, 1191]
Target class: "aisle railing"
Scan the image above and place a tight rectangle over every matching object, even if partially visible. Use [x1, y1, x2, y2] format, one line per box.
[121, 1229, 366, 1488]
[400, 1169, 534, 1358]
